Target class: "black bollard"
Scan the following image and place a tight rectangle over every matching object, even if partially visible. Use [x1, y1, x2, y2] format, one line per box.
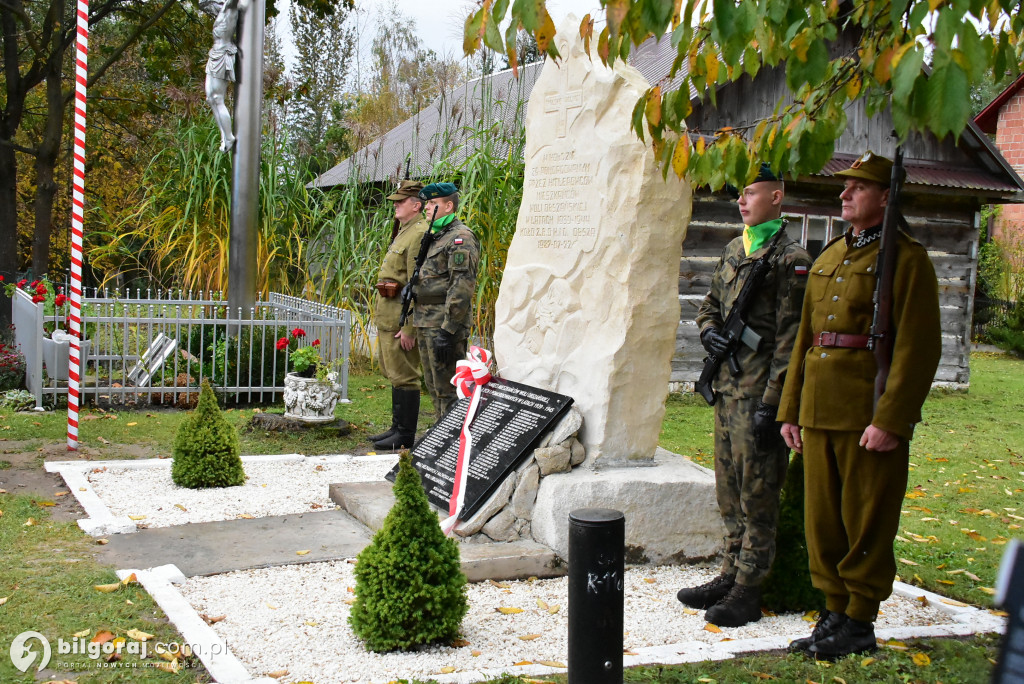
[568, 507, 625, 684]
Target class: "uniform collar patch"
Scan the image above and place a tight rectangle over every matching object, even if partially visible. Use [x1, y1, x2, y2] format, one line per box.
[849, 224, 882, 249]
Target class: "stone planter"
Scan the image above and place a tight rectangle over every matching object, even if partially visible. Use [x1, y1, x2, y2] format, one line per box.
[42, 334, 91, 381]
[283, 372, 341, 423]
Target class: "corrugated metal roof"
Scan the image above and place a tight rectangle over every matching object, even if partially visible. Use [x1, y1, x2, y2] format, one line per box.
[311, 35, 688, 188]
[818, 153, 1022, 193]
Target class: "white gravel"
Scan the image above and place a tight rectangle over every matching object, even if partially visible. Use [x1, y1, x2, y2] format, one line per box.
[85, 455, 397, 527]
[180, 561, 955, 684]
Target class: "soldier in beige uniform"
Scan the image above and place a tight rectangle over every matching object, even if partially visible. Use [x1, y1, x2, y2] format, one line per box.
[779, 152, 942, 660]
[368, 180, 429, 450]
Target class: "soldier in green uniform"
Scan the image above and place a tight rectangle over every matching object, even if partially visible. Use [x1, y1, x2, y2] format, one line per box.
[677, 164, 813, 627]
[779, 152, 942, 660]
[413, 182, 481, 421]
[369, 180, 430, 450]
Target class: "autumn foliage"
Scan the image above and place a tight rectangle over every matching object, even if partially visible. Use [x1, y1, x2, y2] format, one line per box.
[349, 451, 468, 651]
[171, 380, 245, 489]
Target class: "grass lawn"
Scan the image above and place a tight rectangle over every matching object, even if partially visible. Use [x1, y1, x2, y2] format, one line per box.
[1, 352, 1019, 682]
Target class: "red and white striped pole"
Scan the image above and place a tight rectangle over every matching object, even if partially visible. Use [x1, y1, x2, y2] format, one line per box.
[67, 0, 88, 450]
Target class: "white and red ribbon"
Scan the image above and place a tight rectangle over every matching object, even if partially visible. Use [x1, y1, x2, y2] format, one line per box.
[439, 346, 492, 535]
[67, 0, 88, 450]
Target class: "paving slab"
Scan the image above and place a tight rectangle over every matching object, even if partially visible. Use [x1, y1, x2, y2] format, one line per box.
[97, 510, 372, 577]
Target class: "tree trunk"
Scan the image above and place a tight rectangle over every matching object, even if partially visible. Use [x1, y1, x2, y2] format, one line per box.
[31, 6, 68, 280]
[0, 142, 17, 333]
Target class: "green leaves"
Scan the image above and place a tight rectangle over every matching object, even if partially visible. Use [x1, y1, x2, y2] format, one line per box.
[471, 0, 1024, 188]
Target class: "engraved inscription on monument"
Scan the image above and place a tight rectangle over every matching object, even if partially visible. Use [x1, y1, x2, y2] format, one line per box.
[518, 148, 599, 255]
[386, 378, 573, 520]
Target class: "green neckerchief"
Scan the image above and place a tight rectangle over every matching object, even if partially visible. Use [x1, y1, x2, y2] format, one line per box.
[743, 218, 784, 256]
[430, 213, 456, 233]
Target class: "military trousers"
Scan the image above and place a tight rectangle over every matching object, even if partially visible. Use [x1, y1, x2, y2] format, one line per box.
[416, 327, 467, 421]
[803, 427, 909, 623]
[376, 327, 421, 391]
[713, 395, 789, 586]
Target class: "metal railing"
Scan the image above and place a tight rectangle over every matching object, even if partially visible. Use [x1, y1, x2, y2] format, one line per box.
[13, 289, 350, 409]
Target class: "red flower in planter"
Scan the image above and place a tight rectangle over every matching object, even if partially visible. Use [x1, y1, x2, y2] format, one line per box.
[54, 294, 67, 307]
[17, 279, 27, 288]
[35, 283, 47, 296]
[31, 294, 44, 303]
[312, 339, 320, 347]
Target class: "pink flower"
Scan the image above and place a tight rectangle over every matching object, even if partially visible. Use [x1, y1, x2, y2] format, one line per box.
[291, 327, 306, 339]
[276, 337, 290, 351]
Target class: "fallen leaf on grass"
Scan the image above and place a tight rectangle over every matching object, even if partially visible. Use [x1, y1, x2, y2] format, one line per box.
[898, 558, 919, 566]
[0, 596, 8, 606]
[97, 437, 110, 445]
[832, 678, 846, 684]
[941, 598, 969, 607]
[72, 629, 90, 638]
[912, 652, 931, 666]
[154, 659, 180, 673]
[884, 640, 908, 651]
[518, 634, 541, 641]
[497, 607, 523, 614]
[94, 583, 121, 593]
[126, 422, 138, 427]
[126, 628, 153, 641]
[751, 674, 775, 680]
[936, 579, 955, 585]
[23, 517, 36, 526]
[861, 657, 876, 666]
[91, 631, 115, 644]
[978, 587, 997, 595]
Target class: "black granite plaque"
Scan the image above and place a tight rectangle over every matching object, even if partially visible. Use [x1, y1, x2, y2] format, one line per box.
[993, 538, 1024, 683]
[386, 378, 573, 520]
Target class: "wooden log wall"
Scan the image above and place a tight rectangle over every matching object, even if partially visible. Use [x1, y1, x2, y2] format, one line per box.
[671, 192, 979, 390]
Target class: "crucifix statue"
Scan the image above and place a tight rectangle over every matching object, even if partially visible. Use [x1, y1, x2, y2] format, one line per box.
[199, 0, 264, 316]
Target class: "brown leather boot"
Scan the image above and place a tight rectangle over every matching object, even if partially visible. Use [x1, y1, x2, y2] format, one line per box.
[676, 573, 735, 610]
[704, 582, 763, 627]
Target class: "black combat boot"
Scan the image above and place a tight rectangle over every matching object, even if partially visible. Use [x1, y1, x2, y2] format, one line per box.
[373, 388, 420, 450]
[367, 387, 399, 442]
[676, 573, 735, 610]
[704, 582, 763, 627]
[788, 610, 847, 654]
[808, 617, 877, 661]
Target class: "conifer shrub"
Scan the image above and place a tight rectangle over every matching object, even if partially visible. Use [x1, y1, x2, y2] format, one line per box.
[171, 380, 245, 489]
[761, 452, 825, 613]
[349, 451, 468, 652]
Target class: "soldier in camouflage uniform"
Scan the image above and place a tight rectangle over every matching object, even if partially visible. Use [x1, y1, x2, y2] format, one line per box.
[412, 182, 481, 421]
[677, 164, 813, 627]
[368, 180, 430, 450]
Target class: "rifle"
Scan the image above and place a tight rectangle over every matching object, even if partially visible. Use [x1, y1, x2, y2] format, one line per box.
[871, 146, 905, 409]
[399, 205, 439, 328]
[695, 226, 787, 406]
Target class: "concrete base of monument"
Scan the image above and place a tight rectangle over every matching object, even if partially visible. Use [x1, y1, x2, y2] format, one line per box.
[531, 448, 726, 564]
[329, 481, 566, 582]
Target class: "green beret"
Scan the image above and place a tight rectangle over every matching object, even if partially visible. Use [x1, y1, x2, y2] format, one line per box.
[835, 151, 893, 185]
[724, 163, 779, 198]
[386, 180, 424, 201]
[419, 182, 458, 201]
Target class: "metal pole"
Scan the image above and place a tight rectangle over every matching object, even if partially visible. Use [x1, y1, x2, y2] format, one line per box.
[228, 0, 263, 319]
[568, 508, 624, 684]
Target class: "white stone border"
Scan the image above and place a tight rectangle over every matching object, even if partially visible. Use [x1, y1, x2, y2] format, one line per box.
[127, 565, 1005, 684]
[45, 453, 397, 537]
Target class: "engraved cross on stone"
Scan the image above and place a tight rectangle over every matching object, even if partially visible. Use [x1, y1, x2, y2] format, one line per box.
[544, 66, 583, 138]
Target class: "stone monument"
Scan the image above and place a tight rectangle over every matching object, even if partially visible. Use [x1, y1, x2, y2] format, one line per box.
[492, 17, 725, 563]
[493, 20, 688, 467]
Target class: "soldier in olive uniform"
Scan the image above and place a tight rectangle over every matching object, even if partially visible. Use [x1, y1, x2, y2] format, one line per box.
[368, 180, 430, 450]
[779, 152, 941, 660]
[677, 164, 813, 627]
[413, 182, 481, 421]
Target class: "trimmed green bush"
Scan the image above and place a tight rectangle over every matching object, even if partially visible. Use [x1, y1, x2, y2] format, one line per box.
[171, 380, 245, 488]
[349, 451, 468, 652]
[761, 451, 825, 613]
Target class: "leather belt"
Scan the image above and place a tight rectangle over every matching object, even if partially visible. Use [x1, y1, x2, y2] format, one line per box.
[815, 332, 872, 349]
